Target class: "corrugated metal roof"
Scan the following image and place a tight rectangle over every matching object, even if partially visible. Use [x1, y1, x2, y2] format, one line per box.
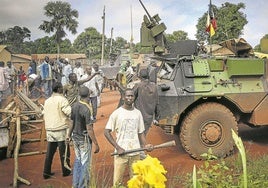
[0, 45, 6, 52]
[12, 54, 32, 61]
[0, 45, 11, 53]
[31, 54, 87, 61]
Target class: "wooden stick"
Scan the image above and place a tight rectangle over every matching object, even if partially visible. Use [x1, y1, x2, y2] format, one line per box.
[4, 101, 15, 110]
[0, 115, 12, 126]
[13, 108, 31, 187]
[0, 109, 16, 115]
[19, 151, 45, 157]
[111, 140, 176, 156]
[64, 144, 71, 171]
[21, 120, 43, 124]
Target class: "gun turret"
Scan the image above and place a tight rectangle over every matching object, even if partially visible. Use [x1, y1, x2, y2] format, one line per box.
[139, 0, 167, 55]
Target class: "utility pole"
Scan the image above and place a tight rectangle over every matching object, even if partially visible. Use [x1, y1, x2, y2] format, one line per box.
[130, 5, 133, 53]
[101, 6, 105, 65]
[109, 27, 113, 54]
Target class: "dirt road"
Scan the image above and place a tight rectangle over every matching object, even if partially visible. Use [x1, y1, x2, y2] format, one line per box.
[0, 89, 268, 188]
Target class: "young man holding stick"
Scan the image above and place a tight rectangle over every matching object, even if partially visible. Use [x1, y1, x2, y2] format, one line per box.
[104, 88, 153, 186]
[67, 86, 100, 188]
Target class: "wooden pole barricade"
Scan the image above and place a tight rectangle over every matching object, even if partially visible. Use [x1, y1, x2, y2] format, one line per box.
[13, 107, 31, 187]
[0, 91, 45, 186]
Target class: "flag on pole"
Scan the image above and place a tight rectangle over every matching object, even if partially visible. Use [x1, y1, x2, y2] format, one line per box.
[206, 0, 217, 36]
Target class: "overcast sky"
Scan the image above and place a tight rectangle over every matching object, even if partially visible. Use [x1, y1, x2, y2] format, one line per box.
[0, 0, 267, 47]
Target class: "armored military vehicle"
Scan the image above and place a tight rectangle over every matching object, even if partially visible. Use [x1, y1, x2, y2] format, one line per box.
[139, 0, 268, 160]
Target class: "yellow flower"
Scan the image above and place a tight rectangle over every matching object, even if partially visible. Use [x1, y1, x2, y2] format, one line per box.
[128, 175, 144, 188]
[128, 155, 167, 188]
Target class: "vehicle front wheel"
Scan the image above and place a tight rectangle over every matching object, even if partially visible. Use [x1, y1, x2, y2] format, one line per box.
[180, 102, 238, 160]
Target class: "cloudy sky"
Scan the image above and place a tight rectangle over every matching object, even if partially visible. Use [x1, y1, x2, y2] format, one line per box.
[0, 0, 267, 47]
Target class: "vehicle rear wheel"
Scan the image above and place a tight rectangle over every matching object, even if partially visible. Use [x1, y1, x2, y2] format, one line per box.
[180, 102, 238, 160]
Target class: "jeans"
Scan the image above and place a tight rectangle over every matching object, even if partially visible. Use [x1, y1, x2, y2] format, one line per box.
[72, 133, 92, 188]
[42, 79, 52, 99]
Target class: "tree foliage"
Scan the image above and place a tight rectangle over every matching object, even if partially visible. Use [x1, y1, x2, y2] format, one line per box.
[0, 1, 262, 60]
[165, 30, 189, 43]
[196, 2, 248, 44]
[39, 1, 78, 55]
[0, 26, 31, 53]
[73, 27, 130, 59]
[31, 36, 73, 54]
[73, 27, 102, 59]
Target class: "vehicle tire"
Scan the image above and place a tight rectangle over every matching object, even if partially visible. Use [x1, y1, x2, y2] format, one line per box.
[180, 102, 238, 160]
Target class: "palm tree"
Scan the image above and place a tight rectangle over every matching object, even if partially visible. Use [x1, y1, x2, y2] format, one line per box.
[39, 1, 78, 59]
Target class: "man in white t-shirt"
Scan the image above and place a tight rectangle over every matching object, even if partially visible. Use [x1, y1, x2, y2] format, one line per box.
[81, 66, 100, 122]
[73, 61, 84, 81]
[104, 88, 153, 186]
[92, 63, 104, 107]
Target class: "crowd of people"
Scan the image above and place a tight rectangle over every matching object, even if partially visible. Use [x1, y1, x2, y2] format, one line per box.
[40, 57, 160, 187]
[0, 56, 105, 100]
[0, 56, 160, 187]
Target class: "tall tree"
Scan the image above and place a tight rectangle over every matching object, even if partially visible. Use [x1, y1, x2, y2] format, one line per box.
[165, 30, 189, 43]
[39, 1, 78, 57]
[0, 26, 31, 53]
[73, 27, 103, 59]
[196, 2, 247, 44]
[73, 27, 130, 59]
[114, 37, 128, 50]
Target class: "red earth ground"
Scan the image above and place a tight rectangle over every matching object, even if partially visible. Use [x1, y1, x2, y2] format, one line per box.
[0, 88, 268, 188]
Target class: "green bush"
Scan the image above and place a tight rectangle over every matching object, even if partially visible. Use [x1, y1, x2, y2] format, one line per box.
[174, 150, 268, 188]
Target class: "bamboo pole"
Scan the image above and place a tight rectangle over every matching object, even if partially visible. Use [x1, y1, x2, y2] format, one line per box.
[5, 101, 15, 110]
[0, 109, 16, 114]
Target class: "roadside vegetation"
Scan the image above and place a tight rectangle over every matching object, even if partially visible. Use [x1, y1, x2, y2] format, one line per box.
[170, 130, 268, 188]
[170, 152, 268, 188]
[38, 131, 268, 188]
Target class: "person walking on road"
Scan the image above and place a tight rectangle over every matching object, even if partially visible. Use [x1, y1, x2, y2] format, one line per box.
[43, 82, 72, 179]
[104, 88, 153, 186]
[67, 86, 100, 188]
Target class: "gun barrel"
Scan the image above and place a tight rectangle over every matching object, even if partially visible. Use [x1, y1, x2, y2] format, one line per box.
[138, 0, 153, 21]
